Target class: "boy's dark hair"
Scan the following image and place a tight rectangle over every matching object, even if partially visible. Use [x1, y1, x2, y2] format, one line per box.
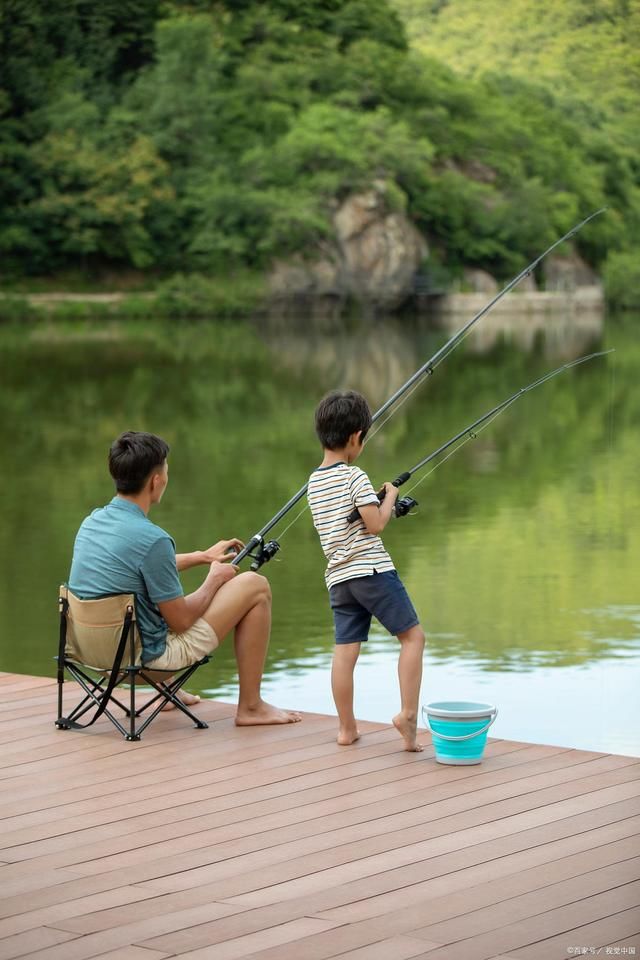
[315, 390, 372, 450]
[108, 431, 170, 494]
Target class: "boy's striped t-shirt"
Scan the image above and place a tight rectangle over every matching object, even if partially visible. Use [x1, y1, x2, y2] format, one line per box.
[307, 462, 395, 588]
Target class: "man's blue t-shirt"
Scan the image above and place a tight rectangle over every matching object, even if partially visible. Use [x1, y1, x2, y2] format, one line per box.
[68, 497, 183, 663]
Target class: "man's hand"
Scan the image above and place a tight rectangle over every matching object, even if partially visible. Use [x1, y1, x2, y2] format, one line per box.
[206, 560, 239, 585]
[201, 539, 245, 563]
[160, 559, 239, 633]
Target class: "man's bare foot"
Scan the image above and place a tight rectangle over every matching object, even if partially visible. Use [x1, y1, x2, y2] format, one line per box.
[235, 699, 302, 726]
[161, 689, 200, 712]
[337, 725, 360, 746]
[393, 711, 424, 752]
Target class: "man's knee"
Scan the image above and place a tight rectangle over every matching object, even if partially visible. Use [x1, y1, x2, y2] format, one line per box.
[239, 570, 271, 601]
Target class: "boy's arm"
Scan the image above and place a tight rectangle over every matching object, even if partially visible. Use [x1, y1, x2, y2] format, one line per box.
[358, 482, 399, 535]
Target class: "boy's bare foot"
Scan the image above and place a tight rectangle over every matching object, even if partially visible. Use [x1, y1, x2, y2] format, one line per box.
[235, 699, 302, 725]
[393, 711, 424, 752]
[161, 689, 200, 711]
[337, 725, 360, 746]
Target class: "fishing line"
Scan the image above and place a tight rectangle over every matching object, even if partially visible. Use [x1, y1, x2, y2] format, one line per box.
[365, 318, 480, 445]
[403, 403, 516, 498]
[232, 210, 608, 570]
[276, 501, 310, 541]
[345, 349, 614, 525]
[259, 313, 486, 546]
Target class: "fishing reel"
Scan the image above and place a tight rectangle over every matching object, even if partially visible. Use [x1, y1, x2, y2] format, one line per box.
[248, 537, 281, 571]
[393, 495, 418, 518]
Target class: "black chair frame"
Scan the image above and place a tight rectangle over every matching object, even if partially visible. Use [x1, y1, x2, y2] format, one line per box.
[56, 592, 210, 741]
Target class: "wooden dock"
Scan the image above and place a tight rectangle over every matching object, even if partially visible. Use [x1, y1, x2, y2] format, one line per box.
[0, 671, 639, 960]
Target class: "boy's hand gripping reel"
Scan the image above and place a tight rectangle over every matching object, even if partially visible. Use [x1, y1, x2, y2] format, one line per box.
[346, 472, 418, 524]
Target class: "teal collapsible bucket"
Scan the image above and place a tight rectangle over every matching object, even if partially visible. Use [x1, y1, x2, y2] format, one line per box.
[422, 701, 498, 765]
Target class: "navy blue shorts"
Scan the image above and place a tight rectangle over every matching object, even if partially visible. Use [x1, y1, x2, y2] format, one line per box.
[329, 571, 419, 644]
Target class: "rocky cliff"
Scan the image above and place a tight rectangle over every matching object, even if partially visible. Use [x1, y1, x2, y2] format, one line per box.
[268, 183, 426, 318]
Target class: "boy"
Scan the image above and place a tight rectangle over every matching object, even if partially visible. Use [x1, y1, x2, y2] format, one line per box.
[307, 391, 425, 751]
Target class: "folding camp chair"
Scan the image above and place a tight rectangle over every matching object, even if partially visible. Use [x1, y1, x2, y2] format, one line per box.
[55, 585, 210, 740]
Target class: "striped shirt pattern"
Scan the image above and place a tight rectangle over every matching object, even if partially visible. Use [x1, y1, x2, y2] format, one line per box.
[307, 462, 395, 588]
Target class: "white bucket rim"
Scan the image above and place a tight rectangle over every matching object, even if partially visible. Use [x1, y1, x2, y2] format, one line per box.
[425, 701, 497, 720]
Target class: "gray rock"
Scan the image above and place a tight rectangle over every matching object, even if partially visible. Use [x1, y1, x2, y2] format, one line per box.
[543, 252, 601, 291]
[462, 268, 499, 294]
[267, 183, 426, 314]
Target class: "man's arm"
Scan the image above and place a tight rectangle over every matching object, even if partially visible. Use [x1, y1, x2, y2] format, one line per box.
[176, 538, 244, 572]
[158, 562, 237, 634]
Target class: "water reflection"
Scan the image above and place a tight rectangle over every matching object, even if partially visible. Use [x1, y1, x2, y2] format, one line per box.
[0, 308, 637, 754]
[432, 300, 604, 358]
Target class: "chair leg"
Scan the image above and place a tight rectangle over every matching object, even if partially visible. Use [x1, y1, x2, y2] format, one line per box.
[56, 664, 132, 738]
[127, 671, 139, 741]
[56, 671, 65, 729]
[136, 666, 209, 734]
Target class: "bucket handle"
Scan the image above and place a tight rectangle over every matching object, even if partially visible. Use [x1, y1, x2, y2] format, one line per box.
[422, 706, 498, 742]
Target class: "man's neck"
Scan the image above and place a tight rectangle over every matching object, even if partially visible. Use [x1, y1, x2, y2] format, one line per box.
[116, 492, 152, 516]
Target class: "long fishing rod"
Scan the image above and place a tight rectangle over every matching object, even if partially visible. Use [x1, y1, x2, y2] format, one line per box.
[233, 208, 606, 571]
[346, 349, 614, 524]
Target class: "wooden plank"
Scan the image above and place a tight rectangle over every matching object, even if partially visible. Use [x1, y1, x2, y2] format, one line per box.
[16, 804, 640, 940]
[139, 804, 640, 956]
[0, 730, 564, 860]
[0, 710, 342, 789]
[0, 673, 638, 960]
[0, 726, 404, 846]
[44, 754, 637, 884]
[403, 891, 640, 960]
[0, 740, 546, 864]
[0, 675, 55, 688]
[115, 776, 640, 908]
[0, 744, 564, 886]
[0, 924, 79, 960]
[199, 765, 640, 909]
[312, 813, 640, 927]
[506, 926, 640, 960]
[0, 712, 349, 812]
[85, 949, 171, 960]
[327, 936, 440, 960]
[12, 908, 336, 960]
[0, 733, 424, 841]
[409, 857, 640, 944]
[143, 918, 342, 960]
[0, 884, 184, 940]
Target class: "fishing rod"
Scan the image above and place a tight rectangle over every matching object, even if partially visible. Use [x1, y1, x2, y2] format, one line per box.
[346, 349, 614, 524]
[232, 207, 606, 571]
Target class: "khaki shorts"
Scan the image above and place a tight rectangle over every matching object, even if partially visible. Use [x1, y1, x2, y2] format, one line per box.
[145, 618, 219, 671]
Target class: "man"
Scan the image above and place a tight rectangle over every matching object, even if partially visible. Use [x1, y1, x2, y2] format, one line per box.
[68, 431, 301, 726]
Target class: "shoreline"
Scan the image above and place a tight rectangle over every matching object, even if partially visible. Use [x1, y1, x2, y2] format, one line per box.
[0, 285, 606, 322]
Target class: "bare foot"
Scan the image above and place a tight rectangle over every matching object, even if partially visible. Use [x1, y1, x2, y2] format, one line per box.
[235, 700, 302, 726]
[393, 712, 424, 752]
[337, 726, 360, 746]
[161, 689, 201, 712]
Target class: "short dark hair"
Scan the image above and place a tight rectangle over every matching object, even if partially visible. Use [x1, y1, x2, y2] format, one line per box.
[108, 431, 170, 494]
[314, 390, 372, 450]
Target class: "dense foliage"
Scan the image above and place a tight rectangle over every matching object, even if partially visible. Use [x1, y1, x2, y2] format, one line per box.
[1, 0, 637, 292]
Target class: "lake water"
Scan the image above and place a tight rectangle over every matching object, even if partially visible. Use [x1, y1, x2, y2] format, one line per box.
[0, 308, 638, 756]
